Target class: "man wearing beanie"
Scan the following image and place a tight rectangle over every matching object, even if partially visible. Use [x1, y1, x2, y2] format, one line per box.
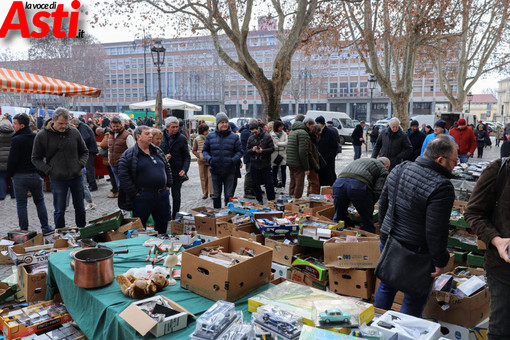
[450, 118, 476, 163]
[407, 120, 426, 161]
[203, 112, 243, 208]
[420, 119, 455, 156]
[316, 115, 340, 186]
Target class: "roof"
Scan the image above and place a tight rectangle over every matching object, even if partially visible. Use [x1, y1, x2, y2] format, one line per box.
[465, 94, 497, 103]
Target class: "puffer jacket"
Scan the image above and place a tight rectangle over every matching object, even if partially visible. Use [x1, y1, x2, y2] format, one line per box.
[371, 127, 412, 170]
[160, 130, 190, 175]
[202, 127, 242, 176]
[0, 123, 14, 171]
[286, 121, 310, 170]
[270, 131, 287, 166]
[465, 159, 510, 284]
[338, 158, 389, 201]
[246, 131, 274, 170]
[32, 120, 88, 180]
[378, 157, 455, 268]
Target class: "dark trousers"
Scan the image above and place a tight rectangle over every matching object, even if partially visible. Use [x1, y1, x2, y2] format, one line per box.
[487, 275, 510, 340]
[272, 165, 286, 188]
[251, 167, 275, 202]
[86, 152, 97, 189]
[50, 176, 86, 229]
[170, 175, 183, 221]
[133, 189, 170, 234]
[243, 162, 254, 195]
[106, 166, 118, 193]
[374, 240, 432, 317]
[318, 158, 336, 187]
[332, 177, 375, 233]
[212, 172, 236, 209]
[289, 167, 306, 199]
[477, 145, 484, 158]
[12, 173, 51, 232]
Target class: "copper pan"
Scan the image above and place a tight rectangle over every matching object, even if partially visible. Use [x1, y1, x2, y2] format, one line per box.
[71, 247, 128, 289]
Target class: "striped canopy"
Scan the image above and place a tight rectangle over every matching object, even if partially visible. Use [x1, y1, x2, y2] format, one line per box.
[0, 67, 101, 97]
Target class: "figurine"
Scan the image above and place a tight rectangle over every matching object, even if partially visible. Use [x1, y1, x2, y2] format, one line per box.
[318, 308, 351, 325]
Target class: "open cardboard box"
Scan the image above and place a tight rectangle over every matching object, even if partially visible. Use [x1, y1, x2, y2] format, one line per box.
[314, 205, 335, 221]
[0, 233, 43, 265]
[252, 211, 300, 237]
[323, 230, 380, 269]
[290, 200, 334, 215]
[181, 236, 272, 301]
[120, 295, 194, 337]
[264, 237, 305, 266]
[17, 264, 47, 302]
[231, 223, 264, 244]
[190, 206, 232, 236]
[95, 218, 144, 242]
[329, 268, 375, 299]
[8, 237, 68, 266]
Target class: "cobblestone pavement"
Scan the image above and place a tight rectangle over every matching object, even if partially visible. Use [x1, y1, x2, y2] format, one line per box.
[0, 137, 502, 279]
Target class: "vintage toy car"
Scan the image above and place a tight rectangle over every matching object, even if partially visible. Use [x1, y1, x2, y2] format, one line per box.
[191, 301, 241, 339]
[319, 308, 351, 324]
[253, 304, 302, 339]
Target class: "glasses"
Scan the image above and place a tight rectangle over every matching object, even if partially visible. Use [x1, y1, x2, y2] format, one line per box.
[443, 156, 459, 165]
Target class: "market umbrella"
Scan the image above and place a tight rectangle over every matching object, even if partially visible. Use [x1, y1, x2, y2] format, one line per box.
[0, 67, 101, 97]
[128, 97, 201, 111]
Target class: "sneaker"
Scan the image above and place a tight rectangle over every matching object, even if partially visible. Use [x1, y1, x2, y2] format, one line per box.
[86, 202, 97, 210]
[108, 192, 119, 198]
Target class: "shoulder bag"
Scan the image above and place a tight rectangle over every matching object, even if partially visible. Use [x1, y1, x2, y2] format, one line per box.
[374, 164, 435, 297]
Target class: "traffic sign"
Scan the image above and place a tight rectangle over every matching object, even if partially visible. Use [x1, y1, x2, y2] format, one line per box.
[242, 99, 248, 111]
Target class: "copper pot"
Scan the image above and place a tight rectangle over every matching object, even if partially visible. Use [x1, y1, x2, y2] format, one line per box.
[71, 247, 128, 289]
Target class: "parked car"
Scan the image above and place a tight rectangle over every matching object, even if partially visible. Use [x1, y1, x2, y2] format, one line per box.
[319, 308, 351, 324]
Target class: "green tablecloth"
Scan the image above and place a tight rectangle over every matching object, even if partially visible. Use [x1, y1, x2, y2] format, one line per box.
[46, 236, 270, 339]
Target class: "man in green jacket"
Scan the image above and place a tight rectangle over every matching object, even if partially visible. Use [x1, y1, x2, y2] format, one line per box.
[332, 157, 390, 233]
[286, 116, 314, 198]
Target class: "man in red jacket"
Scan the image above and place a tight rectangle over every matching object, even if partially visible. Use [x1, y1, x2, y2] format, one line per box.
[450, 118, 476, 163]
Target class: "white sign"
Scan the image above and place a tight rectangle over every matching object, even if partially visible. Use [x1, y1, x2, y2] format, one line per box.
[242, 99, 248, 111]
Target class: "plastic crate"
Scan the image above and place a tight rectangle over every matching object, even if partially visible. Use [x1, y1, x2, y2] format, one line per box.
[80, 210, 123, 238]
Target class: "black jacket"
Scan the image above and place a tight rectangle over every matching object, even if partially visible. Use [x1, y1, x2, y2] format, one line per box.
[369, 126, 379, 143]
[246, 131, 274, 169]
[318, 126, 339, 160]
[407, 128, 426, 161]
[160, 130, 191, 175]
[351, 124, 365, 146]
[77, 122, 98, 154]
[371, 127, 412, 170]
[379, 157, 455, 268]
[6, 126, 38, 178]
[240, 124, 252, 164]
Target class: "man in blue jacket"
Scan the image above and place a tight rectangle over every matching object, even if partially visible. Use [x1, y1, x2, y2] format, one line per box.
[203, 113, 243, 208]
[160, 117, 191, 220]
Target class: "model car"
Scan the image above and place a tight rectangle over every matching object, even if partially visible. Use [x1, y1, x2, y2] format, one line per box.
[261, 312, 298, 334]
[319, 308, 351, 324]
[191, 301, 240, 339]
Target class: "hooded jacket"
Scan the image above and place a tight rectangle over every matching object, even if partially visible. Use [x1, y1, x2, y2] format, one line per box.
[286, 121, 311, 170]
[32, 119, 89, 180]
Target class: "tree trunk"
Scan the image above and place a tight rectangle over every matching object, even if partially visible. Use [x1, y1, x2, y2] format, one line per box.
[393, 94, 410, 130]
[260, 88, 282, 122]
[451, 98, 464, 113]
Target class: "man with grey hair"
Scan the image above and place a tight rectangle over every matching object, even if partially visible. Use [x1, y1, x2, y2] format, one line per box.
[118, 125, 172, 234]
[286, 116, 315, 198]
[375, 134, 457, 316]
[160, 116, 190, 220]
[32, 107, 89, 229]
[372, 117, 412, 171]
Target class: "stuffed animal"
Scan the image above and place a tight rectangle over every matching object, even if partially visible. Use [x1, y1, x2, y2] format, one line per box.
[116, 273, 169, 299]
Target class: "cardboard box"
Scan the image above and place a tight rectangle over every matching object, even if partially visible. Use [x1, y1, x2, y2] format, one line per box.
[9, 238, 68, 266]
[373, 311, 441, 340]
[17, 264, 47, 302]
[95, 218, 145, 242]
[271, 262, 291, 280]
[252, 211, 300, 237]
[320, 186, 333, 195]
[190, 207, 232, 236]
[119, 295, 194, 337]
[329, 268, 375, 299]
[290, 201, 334, 215]
[231, 223, 264, 244]
[215, 221, 234, 238]
[170, 220, 195, 235]
[0, 282, 16, 303]
[180, 236, 272, 301]
[323, 231, 380, 269]
[0, 234, 43, 265]
[290, 268, 328, 291]
[264, 237, 305, 266]
[314, 205, 335, 222]
[423, 285, 490, 328]
[436, 319, 488, 340]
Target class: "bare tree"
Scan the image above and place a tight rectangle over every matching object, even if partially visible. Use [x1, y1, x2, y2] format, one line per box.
[429, 0, 510, 112]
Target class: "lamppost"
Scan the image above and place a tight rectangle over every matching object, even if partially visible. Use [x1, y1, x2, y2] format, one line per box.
[467, 91, 473, 114]
[151, 38, 166, 129]
[368, 74, 376, 123]
[299, 70, 312, 113]
[132, 29, 151, 101]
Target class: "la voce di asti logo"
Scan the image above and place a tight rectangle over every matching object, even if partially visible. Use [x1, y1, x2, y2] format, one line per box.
[0, 0, 85, 39]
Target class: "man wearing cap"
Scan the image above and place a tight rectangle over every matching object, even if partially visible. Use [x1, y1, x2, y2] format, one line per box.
[420, 119, 456, 156]
[203, 112, 243, 208]
[316, 115, 340, 186]
[450, 118, 476, 163]
[407, 120, 426, 161]
[351, 120, 366, 160]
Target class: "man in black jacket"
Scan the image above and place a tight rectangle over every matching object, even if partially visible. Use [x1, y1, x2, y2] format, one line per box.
[246, 124, 275, 204]
[407, 120, 426, 161]
[351, 120, 366, 160]
[374, 135, 457, 317]
[160, 117, 191, 220]
[240, 118, 257, 199]
[7, 114, 53, 235]
[118, 126, 172, 234]
[316, 116, 339, 186]
[71, 118, 98, 191]
[371, 117, 412, 170]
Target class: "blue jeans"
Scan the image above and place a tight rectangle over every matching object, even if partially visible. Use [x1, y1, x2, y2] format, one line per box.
[0, 171, 6, 199]
[51, 176, 86, 229]
[353, 145, 362, 160]
[66, 175, 92, 206]
[459, 154, 469, 163]
[333, 177, 375, 233]
[374, 240, 432, 317]
[12, 173, 51, 232]
[133, 189, 170, 234]
[111, 166, 120, 188]
[211, 172, 236, 209]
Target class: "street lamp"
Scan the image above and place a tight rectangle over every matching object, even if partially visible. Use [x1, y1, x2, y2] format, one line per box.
[132, 29, 151, 101]
[368, 74, 376, 123]
[151, 38, 166, 129]
[299, 70, 312, 113]
[467, 91, 473, 113]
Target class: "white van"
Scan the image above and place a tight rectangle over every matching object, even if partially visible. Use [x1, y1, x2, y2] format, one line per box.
[306, 110, 356, 144]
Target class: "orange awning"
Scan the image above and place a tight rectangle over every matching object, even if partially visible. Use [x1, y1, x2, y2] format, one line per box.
[0, 67, 101, 97]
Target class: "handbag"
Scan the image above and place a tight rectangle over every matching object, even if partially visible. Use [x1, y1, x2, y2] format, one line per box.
[274, 152, 284, 165]
[374, 164, 434, 297]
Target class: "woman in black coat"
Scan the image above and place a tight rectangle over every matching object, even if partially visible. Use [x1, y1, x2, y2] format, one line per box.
[476, 124, 488, 158]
